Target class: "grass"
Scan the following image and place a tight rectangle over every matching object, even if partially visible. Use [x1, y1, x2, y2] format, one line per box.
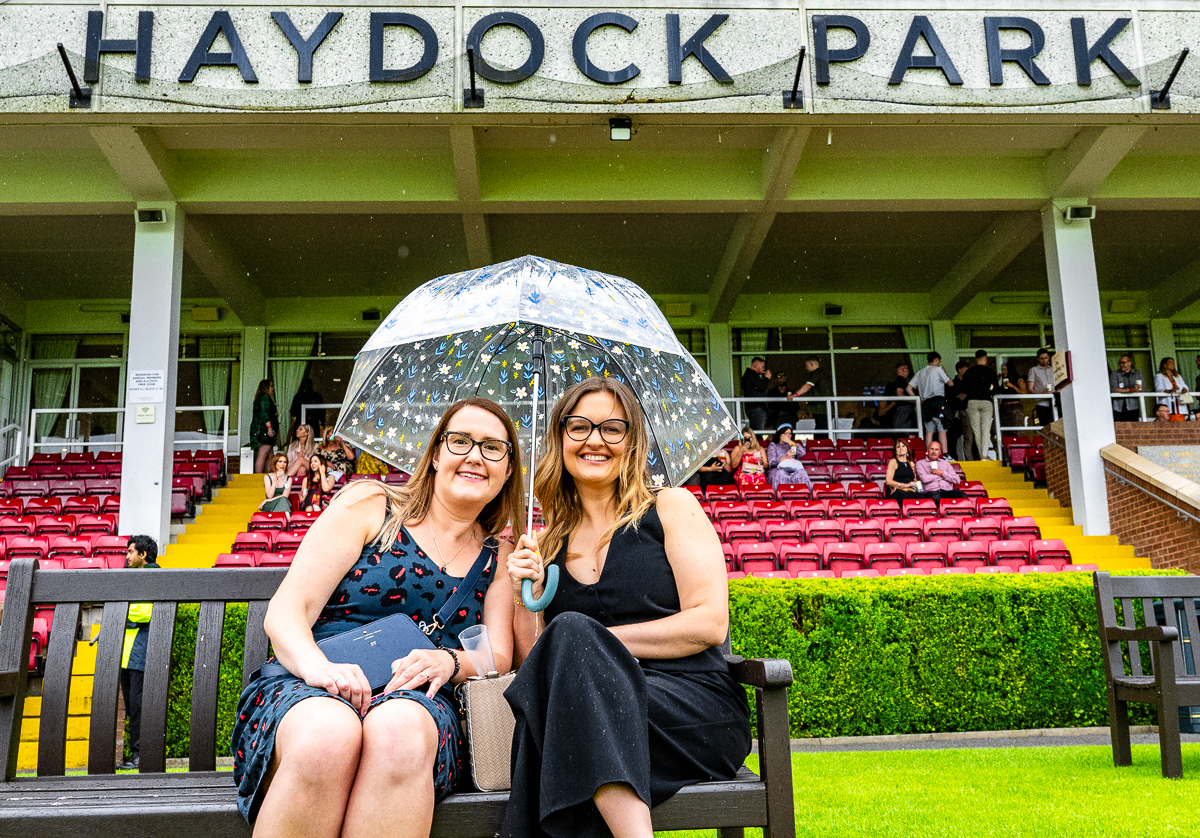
[658, 744, 1200, 838]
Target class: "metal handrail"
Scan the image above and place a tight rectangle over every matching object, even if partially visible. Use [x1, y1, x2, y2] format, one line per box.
[991, 394, 1058, 448]
[0, 423, 23, 472]
[724, 395, 923, 439]
[300, 403, 342, 440]
[27, 405, 231, 461]
[1108, 391, 1194, 420]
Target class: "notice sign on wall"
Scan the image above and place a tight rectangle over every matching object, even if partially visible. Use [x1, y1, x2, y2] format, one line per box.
[128, 370, 166, 403]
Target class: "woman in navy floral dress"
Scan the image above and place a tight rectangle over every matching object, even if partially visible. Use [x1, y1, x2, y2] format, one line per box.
[232, 398, 523, 836]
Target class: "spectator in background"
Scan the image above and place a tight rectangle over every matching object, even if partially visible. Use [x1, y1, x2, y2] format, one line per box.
[766, 424, 810, 489]
[789, 356, 831, 433]
[1026, 348, 1057, 427]
[1155, 357, 1192, 418]
[910, 351, 951, 452]
[884, 440, 923, 501]
[118, 535, 160, 771]
[740, 357, 771, 431]
[961, 350, 999, 460]
[260, 454, 293, 514]
[998, 365, 1026, 431]
[914, 442, 966, 501]
[288, 378, 325, 442]
[947, 359, 971, 460]
[285, 424, 317, 478]
[729, 426, 767, 489]
[321, 435, 356, 479]
[766, 373, 792, 428]
[1110, 354, 1145, 422]
[300, 452, 336, 512]
[251, 379, 280, 473]
[877, 361, 915, 431]
[691, 449, 734, 490]
[1152, 404, 1172, 423]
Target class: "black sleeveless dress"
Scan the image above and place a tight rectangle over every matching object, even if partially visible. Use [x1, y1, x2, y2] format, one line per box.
[885, 459, 922, 500]
[501, 504, 751, 838]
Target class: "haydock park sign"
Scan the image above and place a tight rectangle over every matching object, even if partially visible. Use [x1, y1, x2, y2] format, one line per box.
[2, 5, 1199, 114]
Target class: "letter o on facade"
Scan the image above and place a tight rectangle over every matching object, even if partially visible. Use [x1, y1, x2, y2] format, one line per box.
[466, 12, 544, 83]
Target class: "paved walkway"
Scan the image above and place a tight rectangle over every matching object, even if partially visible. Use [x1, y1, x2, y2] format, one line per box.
[784, 726, 1200, 752]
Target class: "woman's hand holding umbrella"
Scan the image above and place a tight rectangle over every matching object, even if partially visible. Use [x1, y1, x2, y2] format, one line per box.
[508, 533, 547, 604]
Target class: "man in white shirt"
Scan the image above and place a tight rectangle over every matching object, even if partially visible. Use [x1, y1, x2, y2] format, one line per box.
[910, 351, 952, 452]
[1027, 348, 1057, 427]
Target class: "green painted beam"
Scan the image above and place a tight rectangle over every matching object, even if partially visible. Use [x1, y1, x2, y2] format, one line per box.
[1098, 156, 1200, 201]
[789, 157, 1045, 203]
[0, 151, 130, 204]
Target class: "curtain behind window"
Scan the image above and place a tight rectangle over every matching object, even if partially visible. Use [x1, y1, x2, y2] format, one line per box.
[32, 339, 78, 439]
[198, 337, 234, 436]
[900, 326, 931, 376]
[270, 334, 315, 438]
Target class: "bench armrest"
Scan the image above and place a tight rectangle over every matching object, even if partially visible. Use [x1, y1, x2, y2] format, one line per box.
[726, 655, 793, 689]
[1104, 626, 1180, 643]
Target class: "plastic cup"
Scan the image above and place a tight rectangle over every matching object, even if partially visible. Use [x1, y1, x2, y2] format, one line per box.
[458, 624, 498, 676]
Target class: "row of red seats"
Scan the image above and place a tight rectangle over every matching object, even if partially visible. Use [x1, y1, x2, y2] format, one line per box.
[0, 496, 119, 516]
[0, 478, 121, 498]
[5, 460, 219, 483]
[233, 530, 308, 554]
[0, 552, 126, 578]
[729, 563, 1098, 580]
[781, 437, 909, 450]
[28, 449, 223, 464]
[716, 515, 1038, 546]
[704, 497, 1012, 523]
[244, 510, 321, 534]
[688, 476, 979, 502]
[0, 513, 118, 538]
[722, 538, 1072, 573]
[215, 552, 295, 568]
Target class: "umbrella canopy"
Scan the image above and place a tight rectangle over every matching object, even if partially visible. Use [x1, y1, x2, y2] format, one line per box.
[333, 255, 736, 487]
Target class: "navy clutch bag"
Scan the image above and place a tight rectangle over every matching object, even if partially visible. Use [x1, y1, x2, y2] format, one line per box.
[316, 613, 435, 691]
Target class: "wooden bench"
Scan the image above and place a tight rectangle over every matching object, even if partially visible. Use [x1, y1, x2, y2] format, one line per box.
[0, 559, 796, 836]
[1094, 571, 1200, 778]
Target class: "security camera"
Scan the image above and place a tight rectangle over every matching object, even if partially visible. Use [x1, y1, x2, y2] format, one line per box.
[136, 208, 166, 224]
[1062, 205, 1096, 224]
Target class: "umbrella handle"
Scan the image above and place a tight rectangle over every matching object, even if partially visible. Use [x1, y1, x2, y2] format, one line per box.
[522, 565, 559, 612]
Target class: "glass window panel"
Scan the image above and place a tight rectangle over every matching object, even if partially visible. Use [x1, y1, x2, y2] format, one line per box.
[732, 328, 769, 354]
[1103, 325, 1149, 350]
[318, 333, 371, 357]
[1173, 324, 1200, 350]
[832, 326, 906, 351]
[33, 334, 124, 359]
[780, 327, 828, 352]
[961, 325, 1041, 348]
[175, 361, 207, 434]
[303, 359, 357, 431]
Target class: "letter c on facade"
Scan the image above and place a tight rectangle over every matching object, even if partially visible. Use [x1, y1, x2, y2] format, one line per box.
[573, 13, 640, 85]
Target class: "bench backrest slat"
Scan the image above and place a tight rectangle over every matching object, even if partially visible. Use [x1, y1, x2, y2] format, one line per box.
[36, 601, 81, 777]
[1095, 573, 1200, 682]
[0, 560, 36, 781]
[1183, 597, 1200, 675]
[189, 601, 226, 772]
[139, 601, 178, 774]
[1120, 598, 1143, 676]
[88, 601, 129, 774]
[1157, 595, 1187, 676]
[242, 600, 271, 690]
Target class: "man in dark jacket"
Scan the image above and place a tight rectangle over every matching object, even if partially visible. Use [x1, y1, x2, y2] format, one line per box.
[118, 535, 160, 770]
[961, 350, 999, 460]
[741, 357, 771, 431]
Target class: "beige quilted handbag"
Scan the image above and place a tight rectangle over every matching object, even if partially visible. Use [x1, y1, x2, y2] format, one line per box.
[456, 672, 517, 791]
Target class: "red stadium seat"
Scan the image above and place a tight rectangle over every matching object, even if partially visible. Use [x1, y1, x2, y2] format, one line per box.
[864, 463, 888, 478]
[91, 535, 128, 560]
[232, 532, 273, 554]
[841, 569, 880, 579]
[780, 543, 822, 574]
[76, 514, 117, 536]
[710, 501, 752, 523]
[258, 552, 295, 568]
[804, 519, 844, 546]
[787, 500, 827, 521]
[961, 517, 1002, 546]
[867, 438, 894, 449]
[988, 540, 1030, 571]
[775, 485, 811, 501]
[938, 497, 976, 518]
[807, 439, 835, 450]
[848, 450, 874, 463]
[273, 531, 305, 554]
[4, 465, 36, 479]
[958, 481, 988, 498]
[724, 521, 765, 545]
[749, 500, 789, 522]
[922, 517, 962, 546]
[289, 510, 321, 532]
[865, 499, 901, 520]
[48, 479, 87, 499]
[741, 486, 776, 502]
[1029, 539, 1071, 570]
[975, 565, 1014, 574]
[736, 542, 779, 574]
[901, 498, 938, 519]
[7, 536, 48, 561]
[1018, 565, 1056, 573]
[751, 570, 793, 579]
[977, 498, 1014, 518]
[726, 571, 746, 580]
[864, 543, 905, 575]
[1060, 563, 1099, 573]
[249, 511, 289, 532]
[383, 472, 410, 486]
[946, 540, 988, 571]
[832, 466, 865, 482]
[62, 495, 101, 516]
[61, 452, 94, 463]
[843, 519, 884, 546]
[795, 570, 836, 579]
[84, 478, 120, 497]
[171, 489, 192, 518]
[0, 499, 21, 516]
[811, 482, 847, 500]
[722, 543, 735, 569]
[214, 553, 256, 568]
[884, 519, 922, 545]
[0, 516, 36, 538]
[35, 516, 76, 537]
[100, 495, 121, 515]
[23, 498, 63, 518]
[65, 555, 106, 571]
[826, 499, 866, 520]
[928, 566, 971, 576]
[847, 482, 884, 500]
[822, 542, 864, 577]
[705, 485, 739, 500]
[1002, 517, 1041, 543]
[764, 520, 804, 542]
[685, 485, 704, 499]
[886, 567, 927, 576]
[905, 542, 947, 571]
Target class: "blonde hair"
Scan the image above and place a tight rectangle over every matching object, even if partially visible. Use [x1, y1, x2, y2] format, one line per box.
[293, 424, 317, 461]
[365, 398, 526, 549]
[741, 427, 763, 453]
[534, 378, 655, 565]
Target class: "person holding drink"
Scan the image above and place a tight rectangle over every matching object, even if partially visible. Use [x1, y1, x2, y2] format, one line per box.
[231, 398, 523, 837]
[504, 378, 751, 838]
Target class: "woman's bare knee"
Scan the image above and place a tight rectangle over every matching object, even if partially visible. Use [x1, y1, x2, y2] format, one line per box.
[359, 699, 438, 781]
[274, 697, 363, 782]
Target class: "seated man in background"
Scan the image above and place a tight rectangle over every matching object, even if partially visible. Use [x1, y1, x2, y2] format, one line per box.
[1151, 404, 1172, 423]
[914, 442, 966, 502]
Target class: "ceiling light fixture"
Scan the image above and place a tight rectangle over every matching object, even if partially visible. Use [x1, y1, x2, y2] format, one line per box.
[609, 117, 632, 141]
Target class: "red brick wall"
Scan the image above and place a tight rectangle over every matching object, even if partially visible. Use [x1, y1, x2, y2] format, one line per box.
[1041, 425, 1071, 508]
[1103, 463, 1200, 574]
[1114, 422, 1200, 450]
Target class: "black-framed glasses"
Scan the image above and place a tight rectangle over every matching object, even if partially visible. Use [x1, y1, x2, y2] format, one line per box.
[561, 415, 630, 444]
[441, 431, 512, 461]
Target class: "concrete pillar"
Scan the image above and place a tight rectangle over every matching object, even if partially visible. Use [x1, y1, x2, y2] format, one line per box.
[706, 323, 734, 398]
[240, 326, 267, 448]
[1042, 201, 1113, 536]
[119, 203, 184, 549]
[1149, 319, 1176, 372]
[931, 321, 957, 367]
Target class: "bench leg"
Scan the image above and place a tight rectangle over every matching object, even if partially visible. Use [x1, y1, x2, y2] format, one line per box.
[719, 829, 745, 838]
[757, 686, 796, 838]
[1107, 689, 1131, 767]
[1159, 702, 1183, 779]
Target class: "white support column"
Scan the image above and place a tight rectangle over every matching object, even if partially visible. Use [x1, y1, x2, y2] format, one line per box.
[240, 326, 267, 450]
[1042, 202, 1113, 536]
[119, 203, 183, 549]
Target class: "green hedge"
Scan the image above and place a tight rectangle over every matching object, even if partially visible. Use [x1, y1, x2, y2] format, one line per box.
[727, 573, 1176, 739]
[153, 573, 1179, 755]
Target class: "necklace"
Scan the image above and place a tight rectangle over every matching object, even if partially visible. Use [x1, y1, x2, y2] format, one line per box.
[429, 527, 476, 573]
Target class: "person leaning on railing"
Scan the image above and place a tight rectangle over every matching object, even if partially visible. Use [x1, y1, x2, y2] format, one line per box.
[1155, 357, 1193, 419]
[1109, 355, 1145, 422]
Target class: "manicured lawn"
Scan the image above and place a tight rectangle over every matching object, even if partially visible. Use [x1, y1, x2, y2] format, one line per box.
[658, 744, 1200, 838]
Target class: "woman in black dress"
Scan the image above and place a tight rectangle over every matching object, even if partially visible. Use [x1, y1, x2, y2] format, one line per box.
[505, 377, 750, 838]
[884, 439, 923, 500]
[232, 398, 523, 836]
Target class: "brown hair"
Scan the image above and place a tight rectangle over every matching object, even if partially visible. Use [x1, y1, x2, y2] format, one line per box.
[255, 379, 274, 400]
[892, 439, 910, 463]
[534, 378, 655, 566]
[368, 398, 525, 548]
[268, 454, 288, 472]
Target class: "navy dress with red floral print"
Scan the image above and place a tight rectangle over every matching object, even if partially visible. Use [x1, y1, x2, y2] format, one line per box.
[231, 526, 496, 824]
